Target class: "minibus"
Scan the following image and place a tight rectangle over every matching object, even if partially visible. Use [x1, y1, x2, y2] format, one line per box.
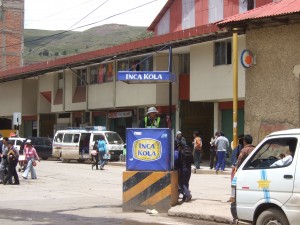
[52, 127, 124, 162]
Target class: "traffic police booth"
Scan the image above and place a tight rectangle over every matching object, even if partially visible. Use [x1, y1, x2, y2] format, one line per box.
[118, 70, 178, 212]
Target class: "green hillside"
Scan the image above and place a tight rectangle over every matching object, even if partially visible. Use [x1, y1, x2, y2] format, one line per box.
[23, 24, 152, 64]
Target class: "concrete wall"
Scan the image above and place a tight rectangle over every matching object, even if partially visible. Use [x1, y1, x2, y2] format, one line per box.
[0, 80, 22, 116]
[64, 70, 86, 111]
[245, 23, 300, 143]
[22, 79, 38, 115]
[190, 36, 246, 101]
[51, 71, 64, 112]
[38, 74, 52, 114]
[89, 82, 114, 109]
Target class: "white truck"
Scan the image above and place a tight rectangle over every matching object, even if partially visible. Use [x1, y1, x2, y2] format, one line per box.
[232, 129, 300, 225]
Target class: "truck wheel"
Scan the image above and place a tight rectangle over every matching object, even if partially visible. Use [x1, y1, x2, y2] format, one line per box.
[256, 208, 289, 225]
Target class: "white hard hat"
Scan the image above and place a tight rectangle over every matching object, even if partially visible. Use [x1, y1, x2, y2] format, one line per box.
[176, 131, 182, 135]
[147, 107, 158, 115]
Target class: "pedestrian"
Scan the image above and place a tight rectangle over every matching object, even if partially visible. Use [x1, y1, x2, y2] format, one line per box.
[178, 140, 193, 202]
[22, 139, 40, 179]
[3, 141, 19, 185]
[174, 131, 186, 170]
[91, 140, 99, 170]
[230, 134, 254, 224]
[231, 134, 244, 167]
[192, 131, 202, 170]
[97, 135, 107, 170]
[215, 131, 229, 174]
[209, 132, 219, 169]
[0, 137, 9, 184]
[236, 134, 255, 169]
[0, 136, 3, 164]
[139, 106, 166, 128]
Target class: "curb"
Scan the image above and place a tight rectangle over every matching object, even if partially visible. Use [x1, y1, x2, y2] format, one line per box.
[168, 210, 232, 224]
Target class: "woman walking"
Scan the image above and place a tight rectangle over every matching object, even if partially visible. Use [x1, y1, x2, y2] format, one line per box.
[91, 140, 99, 170]
[22, 140, 40, 179]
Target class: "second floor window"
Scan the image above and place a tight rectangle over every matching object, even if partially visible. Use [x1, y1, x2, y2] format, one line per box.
[77, 69, 87, 87]
[214, 40, 232, 66]
[58, 72, 63, 89]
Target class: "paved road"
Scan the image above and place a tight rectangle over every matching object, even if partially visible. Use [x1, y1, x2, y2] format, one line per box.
[0, 160, 228, 225]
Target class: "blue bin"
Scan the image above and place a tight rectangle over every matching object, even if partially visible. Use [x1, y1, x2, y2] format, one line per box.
[126, 128, 172, 171]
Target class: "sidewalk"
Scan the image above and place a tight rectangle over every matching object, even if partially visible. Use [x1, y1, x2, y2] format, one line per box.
[111, 160, 235, 224]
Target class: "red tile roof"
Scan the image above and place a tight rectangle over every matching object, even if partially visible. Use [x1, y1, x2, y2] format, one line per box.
[0, 23, 220, 82]
[218, 0, 300, 26]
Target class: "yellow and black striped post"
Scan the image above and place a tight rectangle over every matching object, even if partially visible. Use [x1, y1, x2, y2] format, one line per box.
[123, 171, 178, 212]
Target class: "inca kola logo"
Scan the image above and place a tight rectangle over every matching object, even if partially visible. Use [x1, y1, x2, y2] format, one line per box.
[133, 138, 162, 161]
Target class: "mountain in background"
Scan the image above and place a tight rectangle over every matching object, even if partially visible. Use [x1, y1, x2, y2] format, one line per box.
[23, 24, 152, 65]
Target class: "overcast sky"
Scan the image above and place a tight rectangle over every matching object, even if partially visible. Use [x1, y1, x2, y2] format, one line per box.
[24, 0, 168, 31]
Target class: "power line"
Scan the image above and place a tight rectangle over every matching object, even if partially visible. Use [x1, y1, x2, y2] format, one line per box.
[24, 0, 111, 58]
[0, 0, 159, 50]
[24, 0, 98, 27]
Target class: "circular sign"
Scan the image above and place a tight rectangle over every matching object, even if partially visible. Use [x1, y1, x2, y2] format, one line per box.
[241, 49, 254, 68]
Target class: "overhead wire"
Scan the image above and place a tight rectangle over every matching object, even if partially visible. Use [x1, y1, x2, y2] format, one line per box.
[23, 0, 111, 57]
[1, 0, 159, 50]
[0, 0, 160, 70]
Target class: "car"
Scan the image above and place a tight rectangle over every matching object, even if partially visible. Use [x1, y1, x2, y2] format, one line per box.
[24, 137, 53, 160]
[8, 137, 26, 152]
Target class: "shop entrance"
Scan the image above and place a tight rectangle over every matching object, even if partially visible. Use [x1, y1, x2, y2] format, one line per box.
[180, 101, 214, 160]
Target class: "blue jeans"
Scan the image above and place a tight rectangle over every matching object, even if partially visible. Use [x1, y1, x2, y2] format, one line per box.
[98, 152, 106, 169]
[215, 151, 226, 171]
[23, 158, 37, 179]
[194, 150, 201, 169]
[180, 166, 192, 200]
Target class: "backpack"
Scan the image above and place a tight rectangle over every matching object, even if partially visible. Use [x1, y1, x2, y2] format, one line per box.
[7, 149, 17, 164]
[182, 145, 194, 165]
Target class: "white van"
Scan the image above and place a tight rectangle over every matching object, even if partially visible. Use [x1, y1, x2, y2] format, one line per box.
[52, 128, 124, 162]
[232, 129, 300, 225]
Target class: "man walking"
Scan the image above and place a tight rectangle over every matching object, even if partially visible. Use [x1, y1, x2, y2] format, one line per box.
[215, 131, 229, 174]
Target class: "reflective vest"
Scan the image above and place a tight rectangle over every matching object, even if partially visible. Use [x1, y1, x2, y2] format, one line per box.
[144, 116, 160, 128]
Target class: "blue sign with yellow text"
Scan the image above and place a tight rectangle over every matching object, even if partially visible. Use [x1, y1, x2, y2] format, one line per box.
[126, 128, 171, 171]
[118, 71, 176, 84]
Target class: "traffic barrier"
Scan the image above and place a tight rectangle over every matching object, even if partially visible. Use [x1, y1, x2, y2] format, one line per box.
[122, 170, 178, 212]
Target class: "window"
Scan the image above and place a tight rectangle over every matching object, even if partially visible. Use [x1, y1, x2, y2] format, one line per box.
[45, 139, 52, 147]
[90, 66, 98, 84]
[16, 140, 23, 146]
[157, 9, 170, 35]
[214, 40, 232, 66]
[35, 138, 44, 146]
[55, 133, 63, 143]
[63, 134, 73, 143]
[73, 134, 80, 143]
[208, 0, 223, 23]
[76, 69, 87, 86]
[105, 132, 124, 144]
[244, 138, 297, 170]
[97, 62, 114, 83]
[182, 0, 195, 30]
[117, 56, 153, 74]
[179, 54, 190, 74]
[58, 72, 64, 89]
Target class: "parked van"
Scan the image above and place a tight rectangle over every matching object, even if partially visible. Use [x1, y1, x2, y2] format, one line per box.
[232, 129, 300, 225]
[52, 128, 124, 162]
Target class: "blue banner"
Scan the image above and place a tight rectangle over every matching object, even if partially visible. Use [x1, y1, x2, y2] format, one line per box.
[126, 128, 171, 171]
[118, 71, 176, 83]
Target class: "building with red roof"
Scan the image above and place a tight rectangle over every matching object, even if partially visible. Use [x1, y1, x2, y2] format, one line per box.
[0, 0, 279, 152]
[217, 0, 300, 143]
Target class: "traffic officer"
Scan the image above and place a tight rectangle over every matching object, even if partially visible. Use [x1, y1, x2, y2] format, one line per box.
[139, 107, 165, 128]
